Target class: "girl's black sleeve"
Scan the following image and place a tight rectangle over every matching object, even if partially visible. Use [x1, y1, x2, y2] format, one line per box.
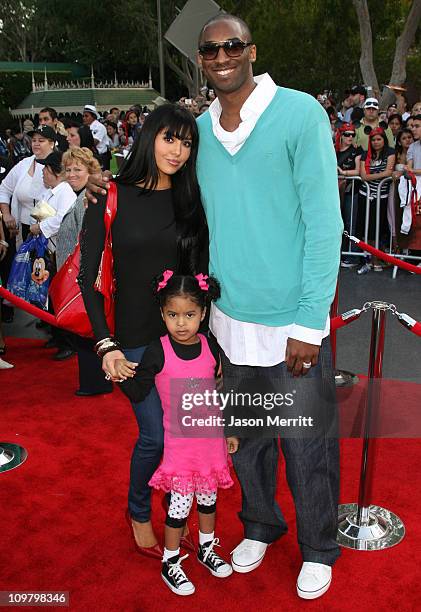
[119, 340, 164, 403]
[78, 196, 109, 341]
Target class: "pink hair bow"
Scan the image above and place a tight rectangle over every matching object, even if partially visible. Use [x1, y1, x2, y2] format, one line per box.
[195, 273, 209, 291]
[157, 269, 174, 291]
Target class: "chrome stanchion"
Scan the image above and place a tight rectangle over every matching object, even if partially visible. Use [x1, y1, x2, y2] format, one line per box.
[0, 443, 28, 474]
[337, 301, 405, 550]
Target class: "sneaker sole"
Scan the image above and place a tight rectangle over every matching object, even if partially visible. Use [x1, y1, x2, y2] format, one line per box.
[297, 578, 331, 600]
[161, 574, 195, 596]
[197, 558, 233, 578]
[231, 551, 266, 573]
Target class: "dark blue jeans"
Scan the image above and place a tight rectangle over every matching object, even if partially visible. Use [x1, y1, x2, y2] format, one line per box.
[123, 346, 164, 523]
[221, 338, 340, 566]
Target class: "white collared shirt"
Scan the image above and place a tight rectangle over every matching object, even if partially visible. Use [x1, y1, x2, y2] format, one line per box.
[208, 73, 330, 366]
[89, 119, 108, 154]
[39, 181, 76, 242]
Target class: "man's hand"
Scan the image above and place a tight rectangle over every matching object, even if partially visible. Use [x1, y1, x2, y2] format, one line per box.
[285, 338, 320, 377]
[85, 171, 112, 204]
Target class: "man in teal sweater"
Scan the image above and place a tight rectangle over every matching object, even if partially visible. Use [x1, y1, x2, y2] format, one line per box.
[196, 14, 343, 600]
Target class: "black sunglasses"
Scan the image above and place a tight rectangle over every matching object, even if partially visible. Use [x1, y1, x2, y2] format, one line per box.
[198, 39, 253, 61]
[343, 132, 355, 137]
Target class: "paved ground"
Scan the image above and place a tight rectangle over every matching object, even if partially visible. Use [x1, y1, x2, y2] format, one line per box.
[3, 267, 421, 383]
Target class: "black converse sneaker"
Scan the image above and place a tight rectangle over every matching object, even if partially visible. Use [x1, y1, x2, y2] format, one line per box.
[161, 553, 195, 596]
[197, 538, 233, 578]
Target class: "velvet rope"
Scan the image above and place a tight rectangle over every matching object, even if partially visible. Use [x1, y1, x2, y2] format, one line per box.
[396, 312, 421, 337]
[350, 236, 421, 274]
[330, 311, 362, 331]
[409, 322, 421, 337]
[0, 286, 58, 326]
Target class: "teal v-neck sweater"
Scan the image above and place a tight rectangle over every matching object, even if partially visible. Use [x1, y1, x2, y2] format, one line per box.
[196, 87, 343, 330]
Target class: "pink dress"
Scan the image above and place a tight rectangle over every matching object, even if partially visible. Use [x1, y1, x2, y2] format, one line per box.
[148, 334, 233, 495]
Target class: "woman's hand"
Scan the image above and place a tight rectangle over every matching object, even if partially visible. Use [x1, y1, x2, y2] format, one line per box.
[226, 437, 240, 454]
[2, 212, 18, 236]
[85, 171, 112, 204]
[30, 223, 40, 235]
[114, 358, 138, 381]
[102, 349, 127, 381]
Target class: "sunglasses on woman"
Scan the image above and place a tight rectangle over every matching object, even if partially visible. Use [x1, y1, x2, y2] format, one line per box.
[198, 38, 253, 61]
[343, 132, 355, 137]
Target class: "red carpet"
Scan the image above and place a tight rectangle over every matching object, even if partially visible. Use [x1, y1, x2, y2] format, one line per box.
[1, 338, 421, 611]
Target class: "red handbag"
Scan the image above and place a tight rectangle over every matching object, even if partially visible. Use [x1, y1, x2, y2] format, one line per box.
[49, 182, 117, 338]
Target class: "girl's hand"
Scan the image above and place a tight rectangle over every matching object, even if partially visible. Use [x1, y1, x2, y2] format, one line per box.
[392, 171, 403, 181]
[114, 358, 138, 381]
[226, 437, 239, 454]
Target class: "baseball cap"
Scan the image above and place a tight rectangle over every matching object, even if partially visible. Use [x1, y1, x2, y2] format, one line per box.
[83, 104, 99, 119]
[28, 125, 57, 141]
[37, 151, 63, 174]
[363, 97, 379, 109]
[351, 85, 367, 96]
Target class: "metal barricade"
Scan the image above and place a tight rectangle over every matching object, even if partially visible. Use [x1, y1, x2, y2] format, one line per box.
[340, 176, 370, 260]
[381, 175, 421, 277]
[340, 174, 421, 276]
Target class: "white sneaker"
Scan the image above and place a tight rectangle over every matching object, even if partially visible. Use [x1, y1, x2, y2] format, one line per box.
[231, 539, 268, 573]
[0, 358, 14, 369]
[296, 562, 332, 600]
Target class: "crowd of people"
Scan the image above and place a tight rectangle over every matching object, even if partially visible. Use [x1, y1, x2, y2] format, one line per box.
[315, 86, 421, 273]
[1, 11, 420, 600]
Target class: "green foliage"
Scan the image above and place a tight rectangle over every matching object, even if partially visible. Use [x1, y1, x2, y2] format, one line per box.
[220, 0, 419, 98]
[0, 0, 419, 113]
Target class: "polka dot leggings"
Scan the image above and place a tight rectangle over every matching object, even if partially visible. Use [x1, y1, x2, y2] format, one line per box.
[165, 490, 217, 528]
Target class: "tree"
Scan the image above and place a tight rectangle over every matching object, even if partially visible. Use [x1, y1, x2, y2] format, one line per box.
[0, 1, 36, 61]
[353, 0, 421, 104]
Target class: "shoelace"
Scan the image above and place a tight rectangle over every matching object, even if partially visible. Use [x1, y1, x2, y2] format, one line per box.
[168, 553, 190, 584]
[230, 540, 259, 555]
[302, 563, 329, 581]
[203, 538, 224, 567]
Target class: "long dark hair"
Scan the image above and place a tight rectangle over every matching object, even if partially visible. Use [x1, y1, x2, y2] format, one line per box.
[395, 128, 414, 162]
[116, 104, 206, 274]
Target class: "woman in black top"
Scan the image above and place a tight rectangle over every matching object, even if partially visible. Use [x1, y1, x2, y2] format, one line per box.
[335, 123, 361, 266]
[78, 105, 207, 558]
[357, 128, 395, 273]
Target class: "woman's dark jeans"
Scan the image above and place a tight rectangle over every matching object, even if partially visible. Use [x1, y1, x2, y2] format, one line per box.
[123, 345, 164, 523]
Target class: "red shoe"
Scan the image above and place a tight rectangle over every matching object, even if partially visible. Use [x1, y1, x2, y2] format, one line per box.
[125, 511, 163, 560]
[180, 532, 196, 553]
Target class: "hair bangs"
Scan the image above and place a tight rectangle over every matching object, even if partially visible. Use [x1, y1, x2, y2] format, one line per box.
[161, 116, 197, 147]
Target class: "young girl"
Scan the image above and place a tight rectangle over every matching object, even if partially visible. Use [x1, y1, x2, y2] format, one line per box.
[116, 271, 239, 596]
